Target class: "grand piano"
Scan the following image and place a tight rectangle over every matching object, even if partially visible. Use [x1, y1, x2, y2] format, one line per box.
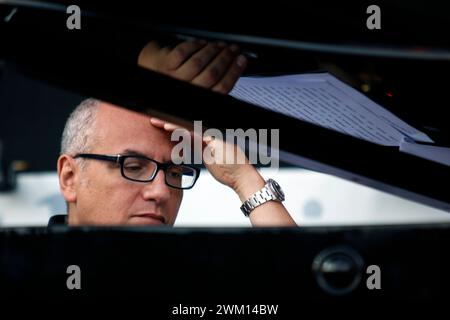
[1, 0, 450, 312]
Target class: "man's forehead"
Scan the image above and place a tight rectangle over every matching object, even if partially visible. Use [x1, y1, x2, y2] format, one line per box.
[94, 102, 175, 160]
[98, 101, 146, 120]
[96, 102, 159, 132]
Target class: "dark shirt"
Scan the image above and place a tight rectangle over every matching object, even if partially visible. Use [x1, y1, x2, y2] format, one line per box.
[48, 214, 67, 226]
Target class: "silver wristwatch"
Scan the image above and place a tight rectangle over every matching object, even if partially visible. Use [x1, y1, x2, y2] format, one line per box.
[240, 178, 285, 217]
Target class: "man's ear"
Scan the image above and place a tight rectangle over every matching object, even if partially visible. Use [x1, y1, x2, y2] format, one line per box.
[57, 155, 78, 203]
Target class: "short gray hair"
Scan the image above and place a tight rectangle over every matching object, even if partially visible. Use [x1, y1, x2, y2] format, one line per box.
[61, 98, 100, 155]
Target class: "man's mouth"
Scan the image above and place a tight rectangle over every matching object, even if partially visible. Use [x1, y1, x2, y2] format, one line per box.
[130, 213, 166, 225]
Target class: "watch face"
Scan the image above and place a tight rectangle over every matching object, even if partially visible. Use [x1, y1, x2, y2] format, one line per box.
[268, 179, 285, 201]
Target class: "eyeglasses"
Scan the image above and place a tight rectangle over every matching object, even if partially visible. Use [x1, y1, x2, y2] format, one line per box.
[74, 153, 200, 190]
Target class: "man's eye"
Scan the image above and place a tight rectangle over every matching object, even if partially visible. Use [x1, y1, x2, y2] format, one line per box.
[124, 164, 144, 171]
[168, 171, 182, 178]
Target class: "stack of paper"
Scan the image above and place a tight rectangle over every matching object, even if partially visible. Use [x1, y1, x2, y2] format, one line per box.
[230, 73, 450, 166]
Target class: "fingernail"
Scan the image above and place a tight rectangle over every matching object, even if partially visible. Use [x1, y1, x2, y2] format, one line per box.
[236, 54, 247, 68]
[150, 117, 162, 124]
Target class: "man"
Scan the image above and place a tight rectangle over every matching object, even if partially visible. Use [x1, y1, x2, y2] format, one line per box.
[54, 40, 297, 227]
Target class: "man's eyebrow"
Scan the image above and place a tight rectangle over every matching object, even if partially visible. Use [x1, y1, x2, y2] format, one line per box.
[120, 149, 173, 164]
[120, 149, 148, 157]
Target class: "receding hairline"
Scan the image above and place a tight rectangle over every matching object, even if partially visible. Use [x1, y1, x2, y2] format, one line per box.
[60, 98, 100, 156]
[61, 98, 177, 158]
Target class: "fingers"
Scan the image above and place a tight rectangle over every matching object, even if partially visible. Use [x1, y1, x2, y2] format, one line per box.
[166, 40, 207, 71]
[190, 45, 237, 89]
[149, 117, 166, 129]
[212, 53, 247, 94]
[173, 42, 225, 81]
[163, 122, 182, 131]
[138, 39, 248, 94]
[149, 117, 183, 132]
[150, 117, 205, 150]
[137, 41, 163, 71]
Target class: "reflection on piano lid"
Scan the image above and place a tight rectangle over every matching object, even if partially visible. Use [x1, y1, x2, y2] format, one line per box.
[0, 0, 449, 212]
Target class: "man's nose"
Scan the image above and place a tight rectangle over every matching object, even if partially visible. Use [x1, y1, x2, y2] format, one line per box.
[141, 170, 171, 202]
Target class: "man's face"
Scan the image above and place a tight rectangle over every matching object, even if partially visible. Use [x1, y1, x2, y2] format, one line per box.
[68, 103, 183, 226]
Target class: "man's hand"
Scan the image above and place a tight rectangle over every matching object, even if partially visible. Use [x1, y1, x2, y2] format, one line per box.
[149, 118, 254, 191]
[138, 40, 247, 94]
[149, 117, 297, 227]
[200, 136, 264, 194]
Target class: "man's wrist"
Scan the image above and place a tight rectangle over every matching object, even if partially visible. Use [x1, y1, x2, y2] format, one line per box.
[232, 165, 266, 202]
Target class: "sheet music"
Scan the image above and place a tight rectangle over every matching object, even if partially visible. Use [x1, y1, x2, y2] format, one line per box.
[230, 73, 433, 146]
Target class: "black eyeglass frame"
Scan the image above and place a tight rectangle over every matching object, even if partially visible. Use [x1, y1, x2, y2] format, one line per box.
[74, 153, 200, 190]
